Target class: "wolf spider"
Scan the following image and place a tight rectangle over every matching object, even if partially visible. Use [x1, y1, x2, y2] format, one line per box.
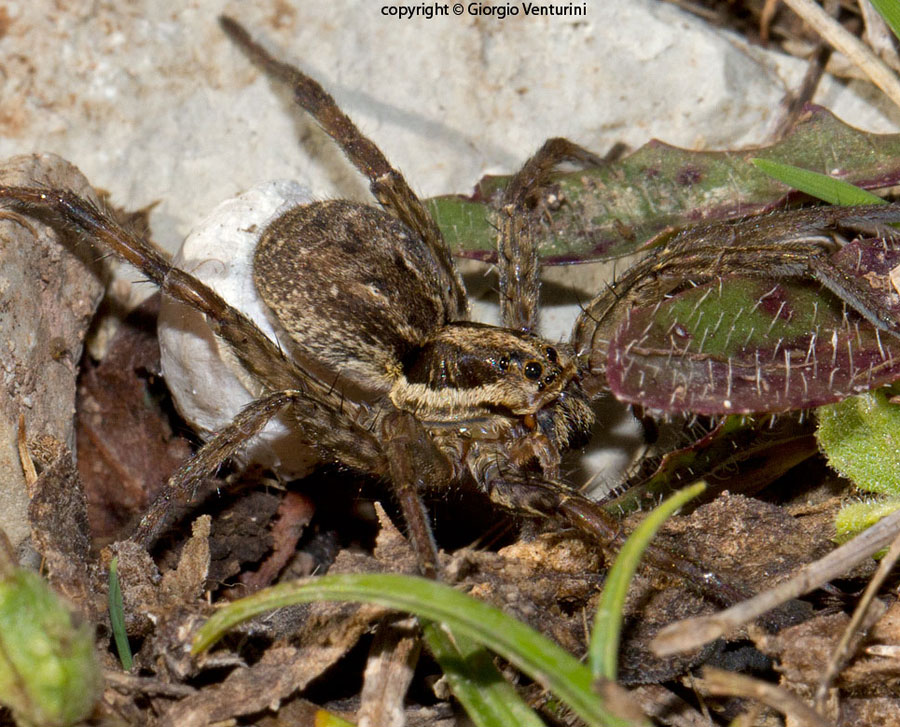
[0, 17, 793, 604]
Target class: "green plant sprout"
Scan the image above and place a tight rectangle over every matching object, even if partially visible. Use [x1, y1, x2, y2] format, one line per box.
[0, 544, 101, 727]
[817, 386, 900, 542]
[108, 557, 133, 671]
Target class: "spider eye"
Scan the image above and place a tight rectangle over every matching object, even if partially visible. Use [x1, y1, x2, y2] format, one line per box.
[524, 361, 543, 381]
[498, 356, 510, 371]
[545, 347, 558, 364]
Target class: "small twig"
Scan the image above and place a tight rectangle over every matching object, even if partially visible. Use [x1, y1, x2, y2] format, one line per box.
[867, 642, 900, 657]
[771, 0, 838, 140]
[357, 617, 420, 727]
[104, 670, 198, 697]
[760, 0, 780, 41]
[630, 684, 711, 727]
[652, 504, 900, 656]
[16, 413, 37, 490]
[771, 43, 832, 140]
[814, 527, 900, 711]
[781, 0, 900, 109]
[700, 668, 834, 727]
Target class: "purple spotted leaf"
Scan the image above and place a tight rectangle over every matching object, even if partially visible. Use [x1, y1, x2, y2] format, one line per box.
[606, 237, 900, 413]
[431, 106, 900, 262]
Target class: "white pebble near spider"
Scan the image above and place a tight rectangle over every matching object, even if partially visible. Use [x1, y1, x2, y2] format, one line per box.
[158, 179, 318, 479]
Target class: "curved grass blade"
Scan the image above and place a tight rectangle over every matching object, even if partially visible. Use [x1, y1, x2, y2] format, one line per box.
[590, 482, 706, 681]
[193, 573, 644, 727]
[108, 557, 133, 671]
[750, 158, 886, 206]
[421, 621, 547, 727]
[314, 710, 356, 727]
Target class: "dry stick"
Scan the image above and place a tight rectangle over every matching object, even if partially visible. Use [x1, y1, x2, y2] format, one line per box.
[700, 668, 833, 727]
[859, 0, 900, 71]
[813, 528, 900, 711]
[104, 671, 198, 698]
[760, 0, 780, 41]
[651, 504, 900, 656]
[630, 684, 712, 727]
[770, 42, 831, 141]
[781, 0, 900, 109]
[770, 0, 837, 141]
[357, 618, 420, 727]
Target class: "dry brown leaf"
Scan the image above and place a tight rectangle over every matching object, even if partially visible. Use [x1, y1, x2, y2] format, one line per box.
[76, 294, 192, 539]
[23, 434, 100, 618]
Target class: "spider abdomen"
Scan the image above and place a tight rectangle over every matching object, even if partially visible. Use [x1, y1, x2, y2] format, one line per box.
[254, 199, 455, 395]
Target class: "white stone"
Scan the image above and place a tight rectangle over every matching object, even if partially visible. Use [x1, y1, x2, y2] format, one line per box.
[158, 180, 318, 478]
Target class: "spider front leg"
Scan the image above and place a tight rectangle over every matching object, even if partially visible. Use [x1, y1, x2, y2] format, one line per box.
[573, 203, 900, 375]
[810, 245, 900, 335]
[130, 387, 447, 579]
[380, 410, 456, 578]
[491, 141, 768, 606]
[486, 472, 747, 608]
[497, 137, 605, 333]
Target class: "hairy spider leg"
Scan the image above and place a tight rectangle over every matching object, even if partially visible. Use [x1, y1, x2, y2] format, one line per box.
[0, 186, 408, 548]
[496, 137, 605, 334]
[573, 203, 900, 373]
[219, 15, 468, 322]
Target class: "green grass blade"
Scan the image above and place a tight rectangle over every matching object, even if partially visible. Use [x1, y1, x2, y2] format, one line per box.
[590, 482, 707, 681]
[313, 709, 356, 727]
[750, 158, 886, 205]
[193, 573, 645, 727]
[868, 0, 900, 43]
[108, 557, 133, 671]
[421, 620, 547, 727]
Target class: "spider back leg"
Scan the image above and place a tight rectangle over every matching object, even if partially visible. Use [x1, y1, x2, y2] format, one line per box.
[0, 188, 305, 393]
[219, 16, 468, 322]
[0, 186, 400, 542]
